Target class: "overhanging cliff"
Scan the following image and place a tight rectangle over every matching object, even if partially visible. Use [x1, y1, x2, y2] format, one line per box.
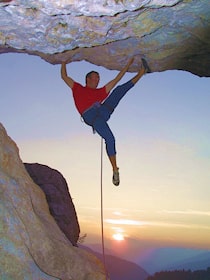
[0, 0, 210, 77]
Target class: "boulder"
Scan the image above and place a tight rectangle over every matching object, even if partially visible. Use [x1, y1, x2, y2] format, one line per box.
[24, 162, 80, 246]
[0, 122, 107, 280]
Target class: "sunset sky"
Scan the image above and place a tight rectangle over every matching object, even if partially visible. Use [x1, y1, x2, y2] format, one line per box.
[1, 53, 210, 271]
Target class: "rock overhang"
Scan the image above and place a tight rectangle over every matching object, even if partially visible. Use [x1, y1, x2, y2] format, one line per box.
[0, 0, 210, 77]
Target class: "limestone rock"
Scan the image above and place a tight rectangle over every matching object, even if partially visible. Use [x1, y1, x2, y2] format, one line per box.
[0, 0, 209, 77]
[24, 163, 80, 247]
[0, 122, 107, 280]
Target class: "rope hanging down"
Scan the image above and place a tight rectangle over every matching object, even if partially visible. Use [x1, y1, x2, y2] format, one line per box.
[100, 138, 109, 280]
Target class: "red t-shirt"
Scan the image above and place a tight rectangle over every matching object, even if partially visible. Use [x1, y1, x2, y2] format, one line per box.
[72, 82, 109, 114]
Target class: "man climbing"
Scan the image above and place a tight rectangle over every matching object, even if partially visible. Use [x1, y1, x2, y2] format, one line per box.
[61, 57, 150, 186]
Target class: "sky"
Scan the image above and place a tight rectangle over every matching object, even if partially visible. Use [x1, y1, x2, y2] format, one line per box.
[1, 53, 210, 271]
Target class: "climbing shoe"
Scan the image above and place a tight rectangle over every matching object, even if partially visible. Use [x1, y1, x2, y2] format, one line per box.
[141, 58, 151, 73]
[112, 169, 120, 186]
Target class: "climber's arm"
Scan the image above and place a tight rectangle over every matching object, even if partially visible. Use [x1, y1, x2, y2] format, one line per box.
[61, 62, 75, 89]
[105, 57, 134, 93]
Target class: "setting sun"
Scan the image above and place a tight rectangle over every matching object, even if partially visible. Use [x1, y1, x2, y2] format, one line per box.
[112, 233, 124, 241]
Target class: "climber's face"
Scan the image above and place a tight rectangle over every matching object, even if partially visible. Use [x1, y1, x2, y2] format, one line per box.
[87, 72, 100, 89]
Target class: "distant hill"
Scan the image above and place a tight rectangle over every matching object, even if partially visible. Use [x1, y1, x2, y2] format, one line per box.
[167, 250, 210, 271]
[81, 245, 149, 280]
[147, 267, 210, 280]
[138, 247, 210, 274]
[82, 243, 210, 277]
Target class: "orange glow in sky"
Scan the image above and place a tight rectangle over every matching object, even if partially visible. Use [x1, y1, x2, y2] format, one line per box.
[112, 232, 125, 241]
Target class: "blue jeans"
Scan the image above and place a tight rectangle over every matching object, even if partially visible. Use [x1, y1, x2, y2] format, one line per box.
[82, 80, 134, 156]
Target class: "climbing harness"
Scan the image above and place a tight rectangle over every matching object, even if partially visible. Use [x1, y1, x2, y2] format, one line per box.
[81, 102, 114, 135]
[81, 102, 100, 134]
[100, 138, 109, 280]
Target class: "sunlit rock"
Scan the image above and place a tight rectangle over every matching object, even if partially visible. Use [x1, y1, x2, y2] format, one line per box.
[0, 123, 107, 280]
[0, 0, 209, 76]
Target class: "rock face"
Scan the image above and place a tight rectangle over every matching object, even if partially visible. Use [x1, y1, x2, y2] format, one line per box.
[0, 123, 107, 280]
[24, 163, 80, 246]
[0, 0, 210, 77]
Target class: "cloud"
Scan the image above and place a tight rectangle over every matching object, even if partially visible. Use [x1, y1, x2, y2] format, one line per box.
[105, 218, 210, 231]
[105, 219, 146, 226]
[145, 221, 210, 230]
[158, 209, 210, 217]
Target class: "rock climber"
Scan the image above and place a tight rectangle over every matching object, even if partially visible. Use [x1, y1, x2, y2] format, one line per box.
[61, 57, 150, 186]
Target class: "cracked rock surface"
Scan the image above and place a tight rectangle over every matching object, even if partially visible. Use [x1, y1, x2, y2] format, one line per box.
[0, 1, 210, 75]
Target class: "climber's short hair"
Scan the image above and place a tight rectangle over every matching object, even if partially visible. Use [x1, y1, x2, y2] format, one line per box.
[85, 71, 99, 84]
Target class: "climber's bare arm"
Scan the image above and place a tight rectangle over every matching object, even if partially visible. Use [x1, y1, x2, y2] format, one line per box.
[61, 62, 75, 89]
[105, 57, 134, 93]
